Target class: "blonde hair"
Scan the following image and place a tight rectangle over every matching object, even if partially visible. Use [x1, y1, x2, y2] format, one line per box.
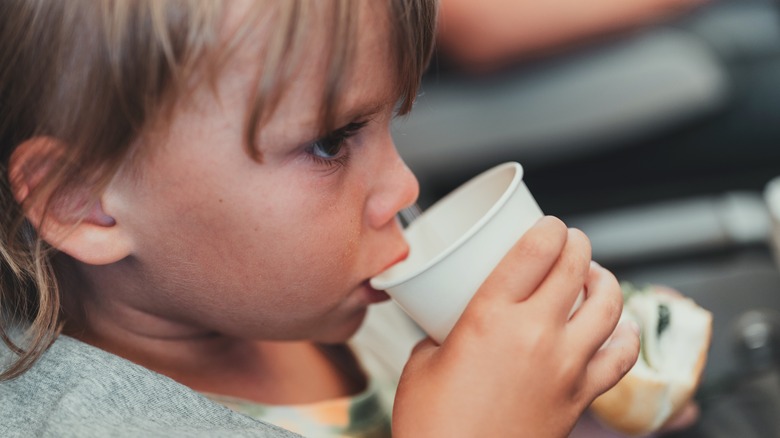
[0, 0, 436, 380]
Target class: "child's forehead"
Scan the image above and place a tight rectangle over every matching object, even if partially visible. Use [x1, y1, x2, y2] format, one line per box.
[211, 1, 399, 129]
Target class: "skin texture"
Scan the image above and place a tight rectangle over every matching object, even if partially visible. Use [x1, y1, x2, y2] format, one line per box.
[13, 1, 641, 435]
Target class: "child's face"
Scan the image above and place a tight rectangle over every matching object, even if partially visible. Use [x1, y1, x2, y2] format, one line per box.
[101, 3, 418, 342]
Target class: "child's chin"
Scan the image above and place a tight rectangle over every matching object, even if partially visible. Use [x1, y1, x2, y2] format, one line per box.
[313, 309, 368, 344]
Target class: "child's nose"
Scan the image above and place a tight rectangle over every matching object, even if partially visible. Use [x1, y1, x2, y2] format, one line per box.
[366, 153, 419, 230]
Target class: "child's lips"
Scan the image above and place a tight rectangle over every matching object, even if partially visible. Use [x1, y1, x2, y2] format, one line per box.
[360, 249, 408, 304]
[380, 247, 410, 272]
[361, 281, 390, 303]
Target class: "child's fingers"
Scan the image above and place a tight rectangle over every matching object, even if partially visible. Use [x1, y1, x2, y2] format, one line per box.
[474, 216, 568, 304]
[567, 263, 624, 357]
[530, 227, 592, 321]
[409, 337, 437, 357]
[404, 338, 438, 373]
[582, 319, 641, 399]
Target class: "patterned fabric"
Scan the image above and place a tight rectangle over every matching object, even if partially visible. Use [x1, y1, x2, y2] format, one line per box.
[204, 381, 392, 438]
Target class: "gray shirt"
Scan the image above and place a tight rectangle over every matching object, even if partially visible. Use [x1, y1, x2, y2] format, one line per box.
[0, 335, 302, 437]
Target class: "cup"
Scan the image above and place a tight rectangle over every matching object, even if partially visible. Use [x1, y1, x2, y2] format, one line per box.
[370, 162, 545, 344]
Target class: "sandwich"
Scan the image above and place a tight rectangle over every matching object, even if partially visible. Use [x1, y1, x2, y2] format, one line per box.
[589, 283, 713, 436]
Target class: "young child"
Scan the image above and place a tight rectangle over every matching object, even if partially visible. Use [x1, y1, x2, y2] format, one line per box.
[0, 1, 639, 436]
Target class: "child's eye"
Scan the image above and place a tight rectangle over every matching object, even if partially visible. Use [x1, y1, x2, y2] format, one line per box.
[310, 137, 345, 160]
[305, 120, 368, 168]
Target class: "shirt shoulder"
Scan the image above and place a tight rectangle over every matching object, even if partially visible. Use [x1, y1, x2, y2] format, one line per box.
[0, 335, 301, 438]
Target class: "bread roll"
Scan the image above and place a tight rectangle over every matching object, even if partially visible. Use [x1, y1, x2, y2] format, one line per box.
[590, 284, 712, 436]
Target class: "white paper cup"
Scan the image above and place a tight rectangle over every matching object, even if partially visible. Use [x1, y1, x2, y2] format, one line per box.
[370, 162, 544, 344]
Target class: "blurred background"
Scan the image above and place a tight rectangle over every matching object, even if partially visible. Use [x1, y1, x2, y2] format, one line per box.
[397, 0, 780, 436]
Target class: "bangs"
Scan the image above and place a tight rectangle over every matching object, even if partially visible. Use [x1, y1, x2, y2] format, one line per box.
[240, 0, 438, 161]
[389, 0, 438, 115]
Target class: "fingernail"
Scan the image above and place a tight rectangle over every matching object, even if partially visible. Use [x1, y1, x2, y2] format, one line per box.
[590, 260, 601, 269]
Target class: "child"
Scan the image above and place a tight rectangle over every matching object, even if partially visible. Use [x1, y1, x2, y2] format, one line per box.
[0, 0, 639, 436]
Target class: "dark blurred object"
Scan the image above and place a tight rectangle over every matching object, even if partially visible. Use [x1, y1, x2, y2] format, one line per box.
[733, 309, 780, 374]
[664, 369, 780, 438]
[397, 0, 780, 216]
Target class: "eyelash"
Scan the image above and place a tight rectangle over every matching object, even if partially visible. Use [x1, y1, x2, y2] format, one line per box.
[305, 120, 369, 170]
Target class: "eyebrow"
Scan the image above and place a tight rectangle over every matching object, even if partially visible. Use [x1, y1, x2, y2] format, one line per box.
[321, 119, 370, 142]
[253, 93, 397, 157]
[338, 93, 396, 125]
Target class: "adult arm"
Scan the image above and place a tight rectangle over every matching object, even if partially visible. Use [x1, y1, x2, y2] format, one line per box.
[437, 0, 707, 68]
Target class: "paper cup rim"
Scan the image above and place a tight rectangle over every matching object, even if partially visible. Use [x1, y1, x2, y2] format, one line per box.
[370, 161, 524, 290]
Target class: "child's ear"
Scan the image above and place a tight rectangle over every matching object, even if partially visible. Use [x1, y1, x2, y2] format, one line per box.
[8, 137, 134, 265]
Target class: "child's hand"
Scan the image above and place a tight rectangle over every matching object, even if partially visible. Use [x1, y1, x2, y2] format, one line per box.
[393, 216, 640, 437]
